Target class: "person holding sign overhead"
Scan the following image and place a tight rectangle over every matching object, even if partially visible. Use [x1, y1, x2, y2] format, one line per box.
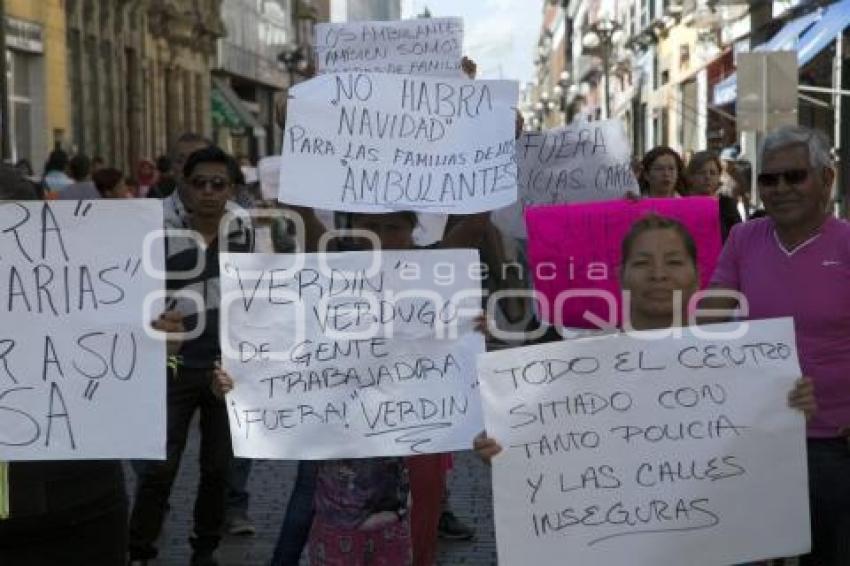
[264, 46, 513, 563]
[474, 213, 816, 456]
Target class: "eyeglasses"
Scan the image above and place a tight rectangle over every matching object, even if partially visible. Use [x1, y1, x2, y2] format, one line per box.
[188, 175, 230, 191]
[757, 169, 809, 187]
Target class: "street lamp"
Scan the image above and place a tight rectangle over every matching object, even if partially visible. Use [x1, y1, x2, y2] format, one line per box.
[533, 101, 545, 131]
[583, 17, 624, 119]
[557, 70, 570, 123]
[278, 43, 311, 81]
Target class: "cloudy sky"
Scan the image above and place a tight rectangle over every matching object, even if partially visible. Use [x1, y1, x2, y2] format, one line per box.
[401, 0, 543, 85]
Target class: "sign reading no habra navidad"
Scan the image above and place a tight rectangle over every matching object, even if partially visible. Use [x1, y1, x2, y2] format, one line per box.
[278, 71, 519, 214]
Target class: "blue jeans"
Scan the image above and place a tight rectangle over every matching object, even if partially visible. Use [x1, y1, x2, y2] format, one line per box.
[269, 461, 318, 566]
[227, 458, 252, 513]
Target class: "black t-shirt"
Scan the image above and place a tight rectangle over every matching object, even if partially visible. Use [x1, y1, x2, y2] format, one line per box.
[165, 219, 253, 368]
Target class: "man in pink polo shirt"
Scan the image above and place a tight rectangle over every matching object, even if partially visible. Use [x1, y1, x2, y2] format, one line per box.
[710, 126, 850, 565]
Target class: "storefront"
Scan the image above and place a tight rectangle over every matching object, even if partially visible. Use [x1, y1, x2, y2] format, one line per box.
[215, 0, 292, 161]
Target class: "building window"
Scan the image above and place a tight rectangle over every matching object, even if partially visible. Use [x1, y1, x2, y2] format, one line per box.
[101, 40, 114, 164]
[184, 70, 194, 134]
[9, 51, 33, 163]
[69, 29, 84, 152]
[86, 35, 101, 156]
[680, 45, 690, 69]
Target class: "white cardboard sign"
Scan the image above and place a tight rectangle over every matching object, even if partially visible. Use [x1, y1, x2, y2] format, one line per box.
[220, 249, 485, 459]
[0, 200, 166, 460]
[278, 72, 519, 214]
[478, 318, 810, 566]
[493, 120, 638, 238]
[314, 18, 465, 77]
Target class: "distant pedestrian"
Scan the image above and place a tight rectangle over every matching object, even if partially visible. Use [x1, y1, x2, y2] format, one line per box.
[147, 155, 177, 198]
[124, 177, 139, 198]
[639, 146, 686, 197]
[42, 149, 73, 196]
[685, 150, 742, 240]
[135, 159, 159, 198]
[58, 153, 100, 200]
[93, 167, 131, 198]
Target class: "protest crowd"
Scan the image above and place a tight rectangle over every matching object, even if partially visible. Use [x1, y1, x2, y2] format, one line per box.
[0, 14, 849, 566]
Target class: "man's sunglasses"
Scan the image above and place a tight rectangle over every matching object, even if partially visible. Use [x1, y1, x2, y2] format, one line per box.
[757, 168, 809, 187]
[188, 176, 230, 191]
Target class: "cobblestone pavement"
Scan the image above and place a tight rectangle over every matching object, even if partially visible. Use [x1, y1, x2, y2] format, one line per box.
[126, 422, 496, 565]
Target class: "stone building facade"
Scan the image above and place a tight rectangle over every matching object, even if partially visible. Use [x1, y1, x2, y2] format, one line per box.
[65, 0, 224, 172]
[5, 0, 70, 170]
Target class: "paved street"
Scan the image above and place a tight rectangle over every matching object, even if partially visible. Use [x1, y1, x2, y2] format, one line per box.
[126, 422, 497, 565]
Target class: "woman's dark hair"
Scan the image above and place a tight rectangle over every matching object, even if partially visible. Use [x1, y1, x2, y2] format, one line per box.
[93, 168, 124, 196]
[183, 145, 240, 184]
[639, 146, 686, 196]
[43, 149, 69, 175]
[684, 151, 722, 195]
[156, 155, 172, 174]
[69, 154, 92, 181]
[621, 213, 698, 268]
[349, 211, 418, 228]
[0, 164, 39, 200]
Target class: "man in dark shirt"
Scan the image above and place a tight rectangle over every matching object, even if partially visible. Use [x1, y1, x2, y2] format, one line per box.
[128, 147, 253, 566]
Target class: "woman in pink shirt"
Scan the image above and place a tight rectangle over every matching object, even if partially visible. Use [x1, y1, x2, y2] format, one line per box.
[475, 214, 815, 451]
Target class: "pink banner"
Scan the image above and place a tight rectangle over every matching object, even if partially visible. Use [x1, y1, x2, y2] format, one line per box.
[525, 197, 722, 328]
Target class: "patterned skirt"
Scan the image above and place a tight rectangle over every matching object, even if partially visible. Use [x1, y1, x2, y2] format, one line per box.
[308, 515, 413, 566]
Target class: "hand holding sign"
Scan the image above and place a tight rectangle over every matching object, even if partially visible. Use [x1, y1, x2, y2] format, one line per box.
[152, 310, 185, 356]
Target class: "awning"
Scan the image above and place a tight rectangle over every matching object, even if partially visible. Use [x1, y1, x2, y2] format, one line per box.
[797, 0, 850, 67]
[712, 9, 822, 105]
[211, 77, 266, 138]
[211, 89, 242, 129]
